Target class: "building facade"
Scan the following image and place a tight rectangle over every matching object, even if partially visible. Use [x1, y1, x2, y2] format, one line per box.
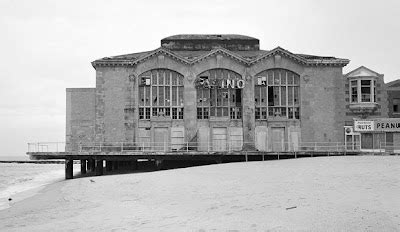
[65, 34, 400, 153]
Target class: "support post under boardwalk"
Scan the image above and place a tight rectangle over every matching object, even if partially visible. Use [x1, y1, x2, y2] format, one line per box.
[155, 159, 163, 170]
[96, 160, 103, 176]
[106, 161, 112, 172]
[131, 160, 138, 171]
[80, 159, 86, 174]
[112, 161, 119, 170]
[65, 159, 73, 179]
[88, 159, 96, 172]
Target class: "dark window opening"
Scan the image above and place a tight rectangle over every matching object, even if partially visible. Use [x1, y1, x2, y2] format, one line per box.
[255, 69, 300, 120]
[196, 69, 242, 119]
[393, 98, 400, 113]
[138, 69, 183, 120]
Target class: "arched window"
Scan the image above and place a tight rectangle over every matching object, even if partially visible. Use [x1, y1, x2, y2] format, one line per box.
[254, 69, 300, 119]
[138, 69, 184, 120]
[196, 69, 243, 119]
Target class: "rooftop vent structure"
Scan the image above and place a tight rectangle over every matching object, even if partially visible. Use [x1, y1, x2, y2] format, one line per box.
[161, 34, 260, 51]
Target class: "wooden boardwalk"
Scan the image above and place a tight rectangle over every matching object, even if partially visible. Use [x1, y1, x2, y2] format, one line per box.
[27, 150, 363, 179]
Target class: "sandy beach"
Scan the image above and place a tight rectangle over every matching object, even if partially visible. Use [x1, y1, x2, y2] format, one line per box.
[0, 156, 399, 231]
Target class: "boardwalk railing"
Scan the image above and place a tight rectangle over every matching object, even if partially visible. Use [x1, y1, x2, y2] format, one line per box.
[28, 142, 66, 153]
[379, 142, 400, 153]
[27, 141, 363, 153]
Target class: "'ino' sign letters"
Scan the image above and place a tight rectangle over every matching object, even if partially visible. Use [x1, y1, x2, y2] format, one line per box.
[196, 78, 245, 89]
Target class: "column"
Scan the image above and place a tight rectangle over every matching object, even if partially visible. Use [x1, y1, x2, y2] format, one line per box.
[65, 158, 73, 179]
[95, 160, 103, 176]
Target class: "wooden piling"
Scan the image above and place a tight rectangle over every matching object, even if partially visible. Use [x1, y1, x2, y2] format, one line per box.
[80, 159, 86, 174]
[155, 159, 163, 170]
[132, 160, 138, 170]
[106, 161, 113, 172]
[113, 160, 119, 170]
[88, 159, 96, 172]
[95, 160, 103, 176]
[65, 159, 73, 179]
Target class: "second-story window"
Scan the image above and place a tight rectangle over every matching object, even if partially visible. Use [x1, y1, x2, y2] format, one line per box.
[350, 79, 376, 103]
[393, 98, 400, 113]
[255, 69, 300, 120]
[196, 69, 243, 119]
[138, 69, 184, 120]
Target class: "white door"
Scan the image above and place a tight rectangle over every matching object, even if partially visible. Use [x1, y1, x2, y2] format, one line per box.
[229, 128, 243, 151]
[256, 126, 268, 151]
[212, 128, 227, 151]
[154, 127, 168, 151]
[272, 128, 285, 152]
[171, 127, 185, 151]
[138, 128, 151, 151]
[198, 127, 210, 151]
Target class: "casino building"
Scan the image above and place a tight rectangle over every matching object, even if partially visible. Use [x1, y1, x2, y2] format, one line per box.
[65, 34, 400, 153]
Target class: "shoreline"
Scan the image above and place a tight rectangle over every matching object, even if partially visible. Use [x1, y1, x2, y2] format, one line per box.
[0, 164, 80, 212]
[0, 161, 67, 164]
[0, 156, 399, 231]
[0, 178, 65, 212]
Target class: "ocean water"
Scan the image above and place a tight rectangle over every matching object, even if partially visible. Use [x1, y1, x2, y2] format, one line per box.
[0, 156, 67, 210]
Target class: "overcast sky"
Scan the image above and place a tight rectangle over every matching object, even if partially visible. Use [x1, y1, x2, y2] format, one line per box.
[0, 0, 399, 156]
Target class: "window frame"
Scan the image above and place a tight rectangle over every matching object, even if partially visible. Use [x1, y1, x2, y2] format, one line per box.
[393, 98, 400, 114]
[196, 69, 243, 120]
[349, 78, 376, 104]
[138, 69, 184, 120]
[254, 69, 300, 120]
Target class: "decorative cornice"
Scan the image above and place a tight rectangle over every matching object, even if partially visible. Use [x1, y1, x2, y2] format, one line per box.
[250, 47, 308, 65]
[132, 47, 190, 65]
[91, 46, 350, 68]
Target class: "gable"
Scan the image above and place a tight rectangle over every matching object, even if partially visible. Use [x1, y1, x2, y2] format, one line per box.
[346, 66, 380, 77]
[193, 48, 249, 65]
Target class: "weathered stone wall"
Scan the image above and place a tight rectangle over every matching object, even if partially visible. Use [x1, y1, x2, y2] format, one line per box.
[301, 66, 346, 143]
[66, 88, 95, 151]
[95, 67, 130, 144]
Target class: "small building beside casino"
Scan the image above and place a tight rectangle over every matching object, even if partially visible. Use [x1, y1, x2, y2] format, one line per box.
[65, 34, 400, 153]
[346, 78, 400, 152]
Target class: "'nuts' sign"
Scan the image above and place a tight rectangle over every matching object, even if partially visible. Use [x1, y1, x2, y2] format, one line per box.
[354, 119, 400, 132]
[354, 121, 374, 132]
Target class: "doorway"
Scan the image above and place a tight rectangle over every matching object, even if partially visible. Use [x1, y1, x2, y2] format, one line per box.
[154, 127, 169, 151]
[212, 127, 227, 151]
[271, 127, 285, 152]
